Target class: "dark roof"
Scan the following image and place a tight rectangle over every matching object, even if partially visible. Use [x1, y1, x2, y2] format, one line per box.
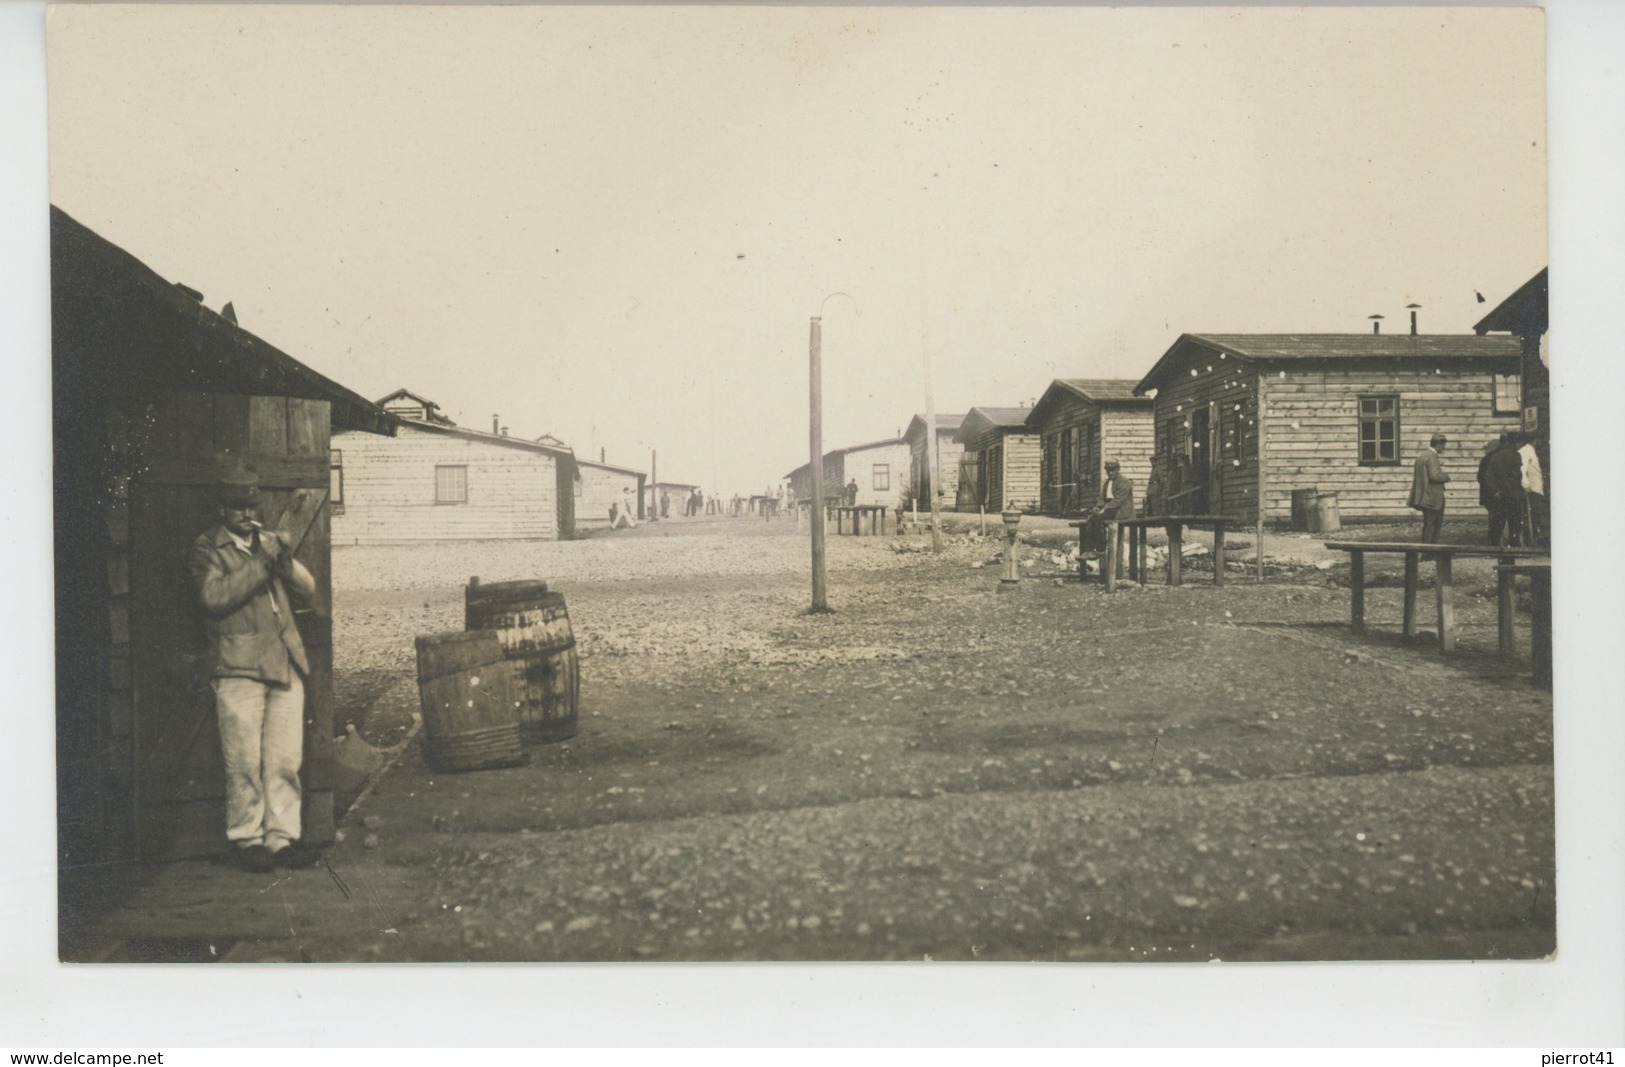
[376, 388, 455, 425]
[395, 417, 575, 464]
[903, 413, 967, 441]
[1134, 333, 1524, 394]
[826, 436, 906, 457]
[51, 205, 395, 436]
[577, 457, 643, 477]
[953, 406, 1037, 444]
[1028, 378, 1150, 424]
[1474, 268, 1548, 338]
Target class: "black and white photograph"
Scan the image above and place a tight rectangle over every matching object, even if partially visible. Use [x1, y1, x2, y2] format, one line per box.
[14, 0, 1625, 1047]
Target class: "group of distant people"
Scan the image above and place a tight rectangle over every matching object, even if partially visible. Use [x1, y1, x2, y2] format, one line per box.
[1407, 431, 1546, 547]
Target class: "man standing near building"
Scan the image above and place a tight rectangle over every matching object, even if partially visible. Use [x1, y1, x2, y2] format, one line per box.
[1407, 433, 1451, 543]
[1485, 433, 1526, 547]
[186, 477, 320, 873]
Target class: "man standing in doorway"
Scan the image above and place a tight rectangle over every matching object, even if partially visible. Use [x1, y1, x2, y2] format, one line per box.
[186, 478, 320, 873]
[1407, 433, 1451, 544]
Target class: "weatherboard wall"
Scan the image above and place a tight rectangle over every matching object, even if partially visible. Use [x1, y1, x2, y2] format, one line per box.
[333, 423, 560, 543]
[1262, 364, 1520, 523]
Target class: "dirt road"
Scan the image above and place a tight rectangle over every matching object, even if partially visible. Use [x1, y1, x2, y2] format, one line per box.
[75, 514, 1555, 963]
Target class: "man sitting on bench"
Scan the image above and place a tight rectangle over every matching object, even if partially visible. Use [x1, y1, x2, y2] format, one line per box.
[1081, 460, 1135, 577]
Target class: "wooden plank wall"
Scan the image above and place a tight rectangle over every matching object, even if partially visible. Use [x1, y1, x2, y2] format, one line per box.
[1032, 394, 1092, 514]
[1100, 406, 1155, 502]
[907, 432, 963, 508]
[843, 442, 911, 507]
[1151, 352, 1263, 521]
[577, 466, 642, 528]
[1001, 434, 1042, 511]
[332, 426, 559, 544]
[1263, 366, 1520, 523]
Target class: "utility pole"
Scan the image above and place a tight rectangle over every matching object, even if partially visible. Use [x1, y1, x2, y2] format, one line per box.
[922, 346, 943, 553]
[809, 316, 829, 612]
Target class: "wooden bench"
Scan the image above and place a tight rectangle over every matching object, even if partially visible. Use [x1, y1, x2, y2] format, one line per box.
[1497, 560, 1552, 686]
[1070, 515, 1231, 593]
[832, 504, 889, 535]
[1321, 541, 1549, 655]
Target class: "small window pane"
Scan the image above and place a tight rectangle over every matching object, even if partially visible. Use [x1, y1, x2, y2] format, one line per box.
[435, 465, 467, 503]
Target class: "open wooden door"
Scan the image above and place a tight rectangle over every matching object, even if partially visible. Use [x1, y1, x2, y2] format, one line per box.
[126, 392, 335, 862]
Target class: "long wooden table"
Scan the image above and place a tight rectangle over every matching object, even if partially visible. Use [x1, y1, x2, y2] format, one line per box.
[1322, 541, 1549, 655]
[1069, 515, 1231, 593]
[832, 504, 889, 536]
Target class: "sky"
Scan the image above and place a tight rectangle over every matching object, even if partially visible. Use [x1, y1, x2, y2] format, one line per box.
[45, 5, 1546, 497]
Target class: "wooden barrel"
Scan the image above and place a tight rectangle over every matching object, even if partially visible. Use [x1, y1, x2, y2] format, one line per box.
[464, 578, 580, 743]
[414, 630, 526, 773]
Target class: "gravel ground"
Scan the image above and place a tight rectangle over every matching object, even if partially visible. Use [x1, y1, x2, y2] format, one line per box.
[76, 514, 1554, 963]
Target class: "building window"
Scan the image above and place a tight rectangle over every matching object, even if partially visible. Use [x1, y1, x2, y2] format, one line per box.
[1358, 396, 1400, 465]
[1165, 416, 1188, 463]
[871, 463, 890, 492]
[329, 449, 344, 509]
[435, 464, 468, 503]
[1493, 373, 1521, 415]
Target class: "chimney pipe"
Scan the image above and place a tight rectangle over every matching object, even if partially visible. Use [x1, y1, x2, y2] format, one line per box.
[1406, 303, 1422, 336]
[501, 426, 508, 437]
[600, 447, 606, 463]
[1369, 314, 1384, 335]
[492, 415, 499, 434]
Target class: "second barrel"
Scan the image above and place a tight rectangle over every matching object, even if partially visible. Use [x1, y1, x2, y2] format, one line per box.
[464, 577, 580, 743]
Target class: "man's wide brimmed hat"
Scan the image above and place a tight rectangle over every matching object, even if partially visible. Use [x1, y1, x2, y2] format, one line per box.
[218, 469, 261, 508]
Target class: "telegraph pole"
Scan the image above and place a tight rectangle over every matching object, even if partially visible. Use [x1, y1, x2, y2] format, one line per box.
[922, 347, 943, 553]
[809, 315, 829, 612]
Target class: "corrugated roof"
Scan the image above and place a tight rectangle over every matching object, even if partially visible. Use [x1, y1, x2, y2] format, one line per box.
[1135, 332, 1523, 394]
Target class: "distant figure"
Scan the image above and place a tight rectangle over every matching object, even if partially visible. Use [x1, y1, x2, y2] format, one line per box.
[660, 491, 670, 519]
[1485, 434, 1525, 547]
[689, 488, 702, 516]
[1407, 433, 1450, 543]
[611, 488, 637, 529]
[1476, 439, 1499, 543]
[1518, 437, 1547, 548]
[845, 478, 859, 506]
[1143, 454, 1166, 518]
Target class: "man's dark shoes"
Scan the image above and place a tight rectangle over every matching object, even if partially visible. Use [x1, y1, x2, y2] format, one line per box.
[237, 845, 275, 873]
[273, 843, 324, 870]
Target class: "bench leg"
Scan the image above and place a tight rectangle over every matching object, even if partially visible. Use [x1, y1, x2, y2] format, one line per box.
[1350, 551, 1365, 635]
[1168, 524, 1183, 586]
[1435, 555, 1456, 654]
[1104, 522, 1119, 593]
[1213, 525, 1226, 586]
[1531, 570, 1552, 687]
[1138, 527, 1148, 583]
[1403, 552, 1419, 638]
[1498, 566, 1516, 657]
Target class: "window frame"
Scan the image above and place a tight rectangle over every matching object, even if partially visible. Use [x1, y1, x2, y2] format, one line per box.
[1357, 395, 1401, 467]
[329, 448, 345, 510]
[871, 463, 890, 492]
[434, 464, 469, 504]
[1492, 373, 1522, 416]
